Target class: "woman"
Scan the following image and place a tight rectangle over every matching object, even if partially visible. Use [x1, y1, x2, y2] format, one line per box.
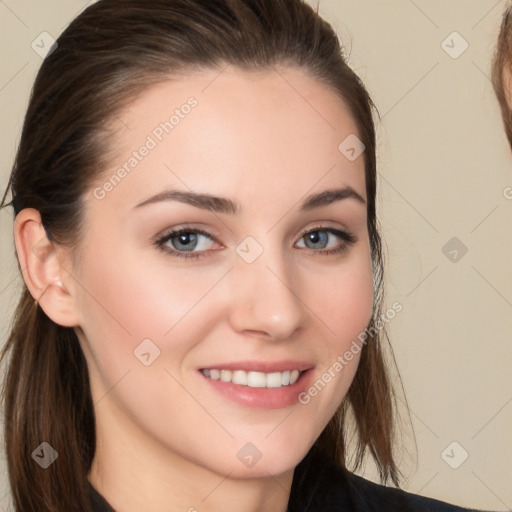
[0, 1, 495, 511]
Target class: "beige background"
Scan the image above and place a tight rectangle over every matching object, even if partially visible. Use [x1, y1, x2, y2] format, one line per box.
[1, 0, 511, 510]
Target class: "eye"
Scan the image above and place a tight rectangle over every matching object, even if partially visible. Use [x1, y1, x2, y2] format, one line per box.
[296, 226, 357, 256]
[154, 225, 357, 261]
[154, 227, 220, 261]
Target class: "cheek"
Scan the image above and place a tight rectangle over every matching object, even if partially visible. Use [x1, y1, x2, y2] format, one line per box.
[291, 248, 374, 447]
[74, 244, 217, 426]
[77, 237, 211, 334]
[302, 244, 373, 401]
[312, 250, 374, 350]
[74, 241, 195, 372]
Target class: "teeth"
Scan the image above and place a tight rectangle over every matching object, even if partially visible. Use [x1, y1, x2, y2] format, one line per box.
[266, 372, 282, 388]
[202, 368, 302, 388]
[232, 370, 247, 385]
[220, 370, 232, 382]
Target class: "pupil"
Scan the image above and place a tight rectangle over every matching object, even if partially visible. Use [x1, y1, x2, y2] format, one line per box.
[307, 231, 327, 249]
[175, 232, 197, 250]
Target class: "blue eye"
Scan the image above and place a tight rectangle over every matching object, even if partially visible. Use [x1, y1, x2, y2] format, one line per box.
[297, 227, 357, 253]
[155, 228, 218, 261]
[154, 226, 357, 261]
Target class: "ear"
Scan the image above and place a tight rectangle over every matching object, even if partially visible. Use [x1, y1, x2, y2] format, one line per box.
[13, 208, 81, 327]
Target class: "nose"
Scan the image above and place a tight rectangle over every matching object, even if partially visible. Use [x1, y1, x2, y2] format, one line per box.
[227, 244, 306, 341]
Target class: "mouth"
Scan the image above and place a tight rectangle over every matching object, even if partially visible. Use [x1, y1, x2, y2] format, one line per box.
[198, 362, 314, 409]
[200, 368, 306, 388]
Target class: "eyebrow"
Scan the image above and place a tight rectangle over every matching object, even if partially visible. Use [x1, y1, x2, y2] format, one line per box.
[133, 186, 366, 214]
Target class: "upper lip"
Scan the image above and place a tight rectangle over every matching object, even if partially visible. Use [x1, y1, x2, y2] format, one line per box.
[199, 360, 314, 373]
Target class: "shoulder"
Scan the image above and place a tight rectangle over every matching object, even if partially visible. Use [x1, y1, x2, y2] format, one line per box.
[290, 449, 493, 512]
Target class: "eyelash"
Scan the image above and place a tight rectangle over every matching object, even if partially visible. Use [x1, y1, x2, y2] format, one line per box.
[154, 225, 358, 261]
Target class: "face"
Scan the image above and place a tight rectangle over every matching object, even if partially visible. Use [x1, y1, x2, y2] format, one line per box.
[71, 66, 373, 480]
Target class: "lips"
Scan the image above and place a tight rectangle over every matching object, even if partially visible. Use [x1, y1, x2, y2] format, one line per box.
[198, 360, 315, 409]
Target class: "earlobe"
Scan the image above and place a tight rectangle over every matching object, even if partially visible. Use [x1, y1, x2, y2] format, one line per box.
[13, 208, 81, 327]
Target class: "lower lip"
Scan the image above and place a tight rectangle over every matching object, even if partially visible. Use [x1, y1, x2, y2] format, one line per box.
[200, 369, 313, 409]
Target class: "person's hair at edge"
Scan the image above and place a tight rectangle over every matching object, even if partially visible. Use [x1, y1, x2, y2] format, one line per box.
[0, 0, 415, 510]
[492, 3, 512, 148]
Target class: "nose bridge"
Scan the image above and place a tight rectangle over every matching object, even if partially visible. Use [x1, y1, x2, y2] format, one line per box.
[228, 237, 305, 339]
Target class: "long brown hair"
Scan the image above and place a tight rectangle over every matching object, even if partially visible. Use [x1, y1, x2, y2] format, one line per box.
[492, 4, 512, 148]
[0, 0, 412, 510]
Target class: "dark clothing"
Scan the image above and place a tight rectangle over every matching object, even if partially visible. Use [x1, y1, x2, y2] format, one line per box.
[89, 448, 494, 511]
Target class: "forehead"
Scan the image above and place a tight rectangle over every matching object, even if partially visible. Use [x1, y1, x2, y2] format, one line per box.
[92, 66, 367, 213]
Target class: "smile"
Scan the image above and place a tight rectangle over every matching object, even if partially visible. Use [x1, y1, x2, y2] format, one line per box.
[201, 369, 303, 388]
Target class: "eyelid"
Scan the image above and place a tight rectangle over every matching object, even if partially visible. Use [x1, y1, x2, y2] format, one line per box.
[152, 223, 220, 244]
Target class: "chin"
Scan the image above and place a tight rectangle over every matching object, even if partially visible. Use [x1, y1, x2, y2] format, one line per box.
[225, 439, 312, 480]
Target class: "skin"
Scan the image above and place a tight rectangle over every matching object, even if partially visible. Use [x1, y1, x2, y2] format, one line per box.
[14, 66, 373, 512]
